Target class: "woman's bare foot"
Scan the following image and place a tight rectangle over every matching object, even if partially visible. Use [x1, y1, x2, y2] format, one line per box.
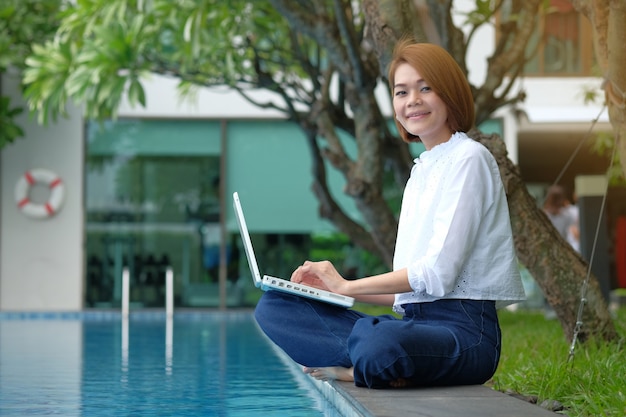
[303, 366, 354, 382]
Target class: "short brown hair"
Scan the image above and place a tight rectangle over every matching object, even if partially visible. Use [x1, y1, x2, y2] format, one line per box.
[388, 40, 475, 143]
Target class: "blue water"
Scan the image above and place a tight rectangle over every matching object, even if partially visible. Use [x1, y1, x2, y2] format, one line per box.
[0, 312, 340, 416]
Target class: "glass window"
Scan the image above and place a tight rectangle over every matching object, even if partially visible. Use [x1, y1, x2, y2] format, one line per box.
[84, 118, 403, 309]
[85, 120, 234, 308]
[499, 0, 593, 76]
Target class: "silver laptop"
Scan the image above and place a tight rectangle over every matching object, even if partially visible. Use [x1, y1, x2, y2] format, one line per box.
[233, 192, 354, 308]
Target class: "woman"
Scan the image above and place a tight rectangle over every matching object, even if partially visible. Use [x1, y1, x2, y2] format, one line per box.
[254, 40, 525, 389]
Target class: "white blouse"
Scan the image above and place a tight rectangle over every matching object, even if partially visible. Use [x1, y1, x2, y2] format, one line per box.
[393, 132, 526, 314]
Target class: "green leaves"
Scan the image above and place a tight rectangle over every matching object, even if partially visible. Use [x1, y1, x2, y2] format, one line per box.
[0, 0, 64, 144]
[127, 78, 146, 108]
[23, 39, 73, 124]
[463, 0, 497, 26]
[0, 0, 63, 72]
[590, 131, 625, 186]
[23, 4, 156, 123]
[18, 0, 321, 124]
[0, 96, 24, 147]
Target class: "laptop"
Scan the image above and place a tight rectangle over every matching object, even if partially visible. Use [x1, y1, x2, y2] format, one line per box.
[232, 192, 354, 308]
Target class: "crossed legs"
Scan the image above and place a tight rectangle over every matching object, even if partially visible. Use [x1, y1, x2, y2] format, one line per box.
[254, 292, 500, 388]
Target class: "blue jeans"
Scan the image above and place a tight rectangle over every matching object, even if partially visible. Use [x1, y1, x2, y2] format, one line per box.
[254, 291, 501, 388]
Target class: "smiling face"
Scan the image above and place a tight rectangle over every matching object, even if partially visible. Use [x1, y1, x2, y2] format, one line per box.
[392, 63, 453, 150]
[387, 42, 475, 146]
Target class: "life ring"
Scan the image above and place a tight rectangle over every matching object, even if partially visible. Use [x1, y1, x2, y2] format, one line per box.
[15, 169, 65, 219]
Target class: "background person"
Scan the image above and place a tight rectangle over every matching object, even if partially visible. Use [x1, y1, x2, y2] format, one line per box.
[542, 184, 578, 247]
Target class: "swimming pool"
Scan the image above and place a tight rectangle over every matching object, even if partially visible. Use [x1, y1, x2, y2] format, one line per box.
[0, 311, 342, 416]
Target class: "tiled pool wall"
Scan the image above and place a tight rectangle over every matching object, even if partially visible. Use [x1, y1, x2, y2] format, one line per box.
[0, 309, 252, 321]
[267, 333, 371, 417]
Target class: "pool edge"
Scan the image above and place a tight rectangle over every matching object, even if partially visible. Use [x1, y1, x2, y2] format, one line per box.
[264, 328, 373, 417]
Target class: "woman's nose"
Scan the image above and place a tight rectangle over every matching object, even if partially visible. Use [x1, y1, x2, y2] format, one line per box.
[409, 92, 422, 105]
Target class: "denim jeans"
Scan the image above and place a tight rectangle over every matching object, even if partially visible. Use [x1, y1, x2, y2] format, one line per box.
[254, 291, 501, 388]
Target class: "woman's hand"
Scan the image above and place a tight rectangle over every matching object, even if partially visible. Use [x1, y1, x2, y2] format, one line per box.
[291, 260, 348, 294]
[291, 263, 411, 305]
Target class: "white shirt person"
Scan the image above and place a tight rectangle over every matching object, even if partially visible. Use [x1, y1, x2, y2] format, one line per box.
[254, 40, 525, 388]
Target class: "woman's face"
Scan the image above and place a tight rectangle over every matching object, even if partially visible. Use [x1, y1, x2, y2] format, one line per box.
[392, 63, 452, 149]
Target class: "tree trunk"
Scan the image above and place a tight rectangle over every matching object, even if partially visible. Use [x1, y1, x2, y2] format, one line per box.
[474, 129, 618, 342]
[605, 1, 626, 176]
[571, 0, 626, 178]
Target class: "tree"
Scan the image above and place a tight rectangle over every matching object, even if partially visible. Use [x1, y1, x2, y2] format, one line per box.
[571, 0, 626, 180]
[19, 0, 617, 342]
[0, 0, 63, 147]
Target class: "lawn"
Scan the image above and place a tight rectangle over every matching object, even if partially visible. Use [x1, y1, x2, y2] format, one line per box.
[492, 307, 625, 417]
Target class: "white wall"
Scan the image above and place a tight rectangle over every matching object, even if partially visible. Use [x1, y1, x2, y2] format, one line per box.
[0, 72, 84, 311]
[518, 78, 608, 124]
[117, 76, 287, 118]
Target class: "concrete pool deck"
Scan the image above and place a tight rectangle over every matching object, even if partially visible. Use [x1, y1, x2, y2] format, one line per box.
[309, 378, 559, 417]
[271, 317, 560, 417]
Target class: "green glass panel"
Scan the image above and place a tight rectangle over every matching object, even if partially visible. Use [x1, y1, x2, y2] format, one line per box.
[87, 119, 221, 155]
[85, 119, 224, 308]
[225, 120, 359, 233]
[479, 118, 504, 136]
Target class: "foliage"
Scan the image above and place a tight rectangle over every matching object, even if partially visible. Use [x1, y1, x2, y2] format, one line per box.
[581, 81, 624, 186]
[0, 0, 62, 70]
[590, 131, 626, 186]
[22, 0, 321, 124]
[0, 96, 23, 148]
[0, 0, 63, 145]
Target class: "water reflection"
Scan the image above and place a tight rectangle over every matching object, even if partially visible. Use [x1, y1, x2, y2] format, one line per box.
[0, 314, 336, 416]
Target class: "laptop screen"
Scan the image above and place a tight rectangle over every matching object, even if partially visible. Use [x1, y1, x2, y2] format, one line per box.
[232, 192, 263, 287]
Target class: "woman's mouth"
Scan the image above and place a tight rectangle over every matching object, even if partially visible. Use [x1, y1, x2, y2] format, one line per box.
[406, 111, 429, 119]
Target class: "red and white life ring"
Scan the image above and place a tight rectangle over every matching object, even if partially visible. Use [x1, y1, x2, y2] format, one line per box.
[15, 169, 65, 219]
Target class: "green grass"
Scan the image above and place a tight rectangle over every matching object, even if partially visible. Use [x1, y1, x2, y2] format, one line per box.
[356, 303, 626, 417]
[492, 308, 626, 416]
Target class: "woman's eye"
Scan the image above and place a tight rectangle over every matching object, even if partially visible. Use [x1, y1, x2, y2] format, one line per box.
[421, 86, 431, 92]
[394, 90, 406, 97]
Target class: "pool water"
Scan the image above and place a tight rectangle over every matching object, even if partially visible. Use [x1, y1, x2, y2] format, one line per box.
[0, 312, 341, 416]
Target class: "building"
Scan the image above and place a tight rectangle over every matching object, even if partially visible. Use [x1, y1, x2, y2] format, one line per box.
[1, 1, 624, 311]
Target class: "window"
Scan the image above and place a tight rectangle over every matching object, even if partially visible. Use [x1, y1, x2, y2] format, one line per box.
[85, 119, 226, 308]
[500, 0, 594, 76]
